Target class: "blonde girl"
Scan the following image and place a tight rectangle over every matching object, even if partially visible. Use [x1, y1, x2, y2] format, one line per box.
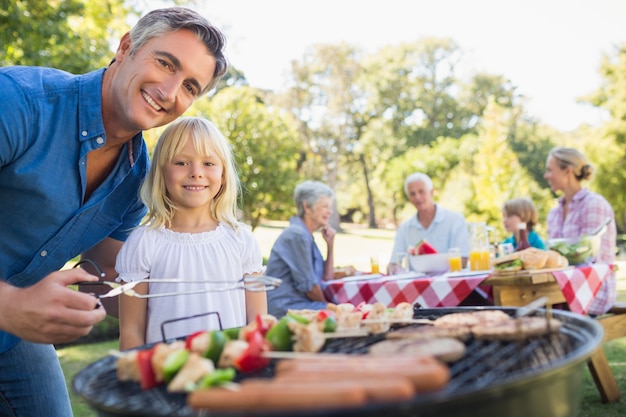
[117, 117, 266, 350]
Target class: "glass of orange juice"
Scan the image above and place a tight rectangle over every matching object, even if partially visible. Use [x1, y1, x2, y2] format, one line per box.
[448, 248, 462, 272]
[469, 249, 491, 271]
[370, 255, 380, 274]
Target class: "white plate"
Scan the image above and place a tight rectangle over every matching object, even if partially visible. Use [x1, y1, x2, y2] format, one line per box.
[380, 272, 426, 282]
[337, 273, 383, 282]
[445, 269, 492, 278]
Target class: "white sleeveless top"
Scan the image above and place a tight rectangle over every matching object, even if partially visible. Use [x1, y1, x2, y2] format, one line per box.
[115, 223, 264, 343]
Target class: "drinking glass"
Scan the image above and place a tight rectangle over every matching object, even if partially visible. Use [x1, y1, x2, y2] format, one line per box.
[370, 255, 380, 274]
[448, 248, 462, 272]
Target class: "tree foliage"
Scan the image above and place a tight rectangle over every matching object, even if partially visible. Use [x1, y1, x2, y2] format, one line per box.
[583, 45, 626, 231]
[0, 0, 132, 72]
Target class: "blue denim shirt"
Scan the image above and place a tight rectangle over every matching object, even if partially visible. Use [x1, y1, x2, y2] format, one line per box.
[0, 66, 149, 352]
[265, 216, 326, 318]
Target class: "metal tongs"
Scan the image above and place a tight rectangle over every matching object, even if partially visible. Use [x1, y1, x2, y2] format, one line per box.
[81, 276, 282, 299]
[74, 258, 281, 299]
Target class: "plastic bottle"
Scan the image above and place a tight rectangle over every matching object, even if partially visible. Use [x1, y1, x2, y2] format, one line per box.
[515, 222, 531, 251]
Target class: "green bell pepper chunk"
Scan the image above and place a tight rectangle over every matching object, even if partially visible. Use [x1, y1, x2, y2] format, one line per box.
[265, 317, 294, 351]
[287, 311, 311, 324]
[162, 349, 189, 383]
[193, 367, 236, 390]
[321, 315, 337, 332]
[222, 327, 241, 340]
[204, 330, 226, 365]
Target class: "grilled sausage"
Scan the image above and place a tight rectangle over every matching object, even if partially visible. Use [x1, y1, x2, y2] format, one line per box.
[274, 355, 450, 392]
[188, 380, 367, 411]
[269, 375, 416, 401]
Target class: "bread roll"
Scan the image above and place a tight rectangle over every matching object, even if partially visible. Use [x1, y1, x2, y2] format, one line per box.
[519, 248, 548, 269]
[544, 250, 568, 269]
[334, 265, 356, 279]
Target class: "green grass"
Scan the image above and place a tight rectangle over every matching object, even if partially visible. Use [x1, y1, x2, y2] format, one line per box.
[59, 340, 118, 417]
[60, 338, 626, 417]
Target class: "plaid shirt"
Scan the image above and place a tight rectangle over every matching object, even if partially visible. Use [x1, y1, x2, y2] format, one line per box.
[547, 188, 617, 314]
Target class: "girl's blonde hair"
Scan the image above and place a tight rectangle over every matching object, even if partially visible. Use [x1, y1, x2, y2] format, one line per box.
[140, 117, 241, 230]
[503, 197, 539, 231]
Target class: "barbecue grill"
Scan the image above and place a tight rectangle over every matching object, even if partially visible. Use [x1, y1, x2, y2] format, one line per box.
[73, 306, 603, 417]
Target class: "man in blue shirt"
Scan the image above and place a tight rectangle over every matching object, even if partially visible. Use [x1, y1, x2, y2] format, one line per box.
[387, 172, 470, 274]
[0, 7, 227, 416]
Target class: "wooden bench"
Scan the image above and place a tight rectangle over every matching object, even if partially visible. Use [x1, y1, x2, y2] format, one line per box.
[588, 301, 626, 402]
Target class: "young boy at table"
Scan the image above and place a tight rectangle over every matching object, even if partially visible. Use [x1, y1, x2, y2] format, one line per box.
[501, 197, 546, 251]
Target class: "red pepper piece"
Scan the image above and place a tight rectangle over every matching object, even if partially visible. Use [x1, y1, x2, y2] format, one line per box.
[184, 330, 206, 351]
[255, 314, 272, 336]
[316, 310, 330, 321]
[137, 347, 159, 390]
[233, 330, 270, 373]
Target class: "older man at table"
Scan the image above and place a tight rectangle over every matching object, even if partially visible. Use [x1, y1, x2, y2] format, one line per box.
[387, 172, 470, 275]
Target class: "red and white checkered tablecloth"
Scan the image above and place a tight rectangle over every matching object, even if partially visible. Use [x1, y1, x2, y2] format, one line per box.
[551, 263, 612, 315]
[322, 272, 491, 308]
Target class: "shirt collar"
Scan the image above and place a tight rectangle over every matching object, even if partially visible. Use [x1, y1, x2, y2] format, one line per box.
[559, 188, 589, 207]
[77, 68, 106, 143]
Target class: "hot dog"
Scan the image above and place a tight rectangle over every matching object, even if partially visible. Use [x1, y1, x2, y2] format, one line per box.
[188, 381, 367, 411]
[269, 375, 416, 401]
[274, 355, 450, 392]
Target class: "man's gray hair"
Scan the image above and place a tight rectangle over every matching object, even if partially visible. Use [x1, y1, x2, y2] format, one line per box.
[404, 172, 433, 195]
[294, 181, 334, 217]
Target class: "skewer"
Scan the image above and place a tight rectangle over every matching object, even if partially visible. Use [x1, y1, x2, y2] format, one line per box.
[321, 329, 370, 338]
[262, 351, 352, 360]
[360, 318, 435, 325]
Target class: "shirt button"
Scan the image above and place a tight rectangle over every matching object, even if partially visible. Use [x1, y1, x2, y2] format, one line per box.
[40, 250, 48, 257]
[82, 131, 88, 137]
[96, 137, 104, 144]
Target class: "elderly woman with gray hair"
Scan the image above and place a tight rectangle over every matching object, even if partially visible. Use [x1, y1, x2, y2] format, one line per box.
[266, 181, 336, 318]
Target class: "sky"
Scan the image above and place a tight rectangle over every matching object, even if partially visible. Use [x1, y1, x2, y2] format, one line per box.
[187, 0, 626, 131]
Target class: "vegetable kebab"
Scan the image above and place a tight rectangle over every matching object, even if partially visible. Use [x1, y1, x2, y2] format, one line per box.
[115, 302, 416, 392]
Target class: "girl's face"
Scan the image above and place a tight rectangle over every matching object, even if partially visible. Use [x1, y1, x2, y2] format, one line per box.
[304, 196, 333, 230]
[543, 156, 570, 192]
[163, 138, 224, 211]
[503, 210, 522, 233]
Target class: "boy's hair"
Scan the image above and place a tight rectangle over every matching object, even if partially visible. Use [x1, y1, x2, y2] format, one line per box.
[141, 117, 240, 230]
[129, 7, 228, 95]
[503, 197, 539, 231]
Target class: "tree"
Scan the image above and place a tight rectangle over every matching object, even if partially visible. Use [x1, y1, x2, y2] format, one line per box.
[280, 43, 373, 227]
[188, 86, 304, 230]
[0, 0, 133, 72]
[583, 44, 626, 232]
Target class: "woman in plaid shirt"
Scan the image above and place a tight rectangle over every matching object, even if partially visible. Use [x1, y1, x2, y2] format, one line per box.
[544, 147, 617, 315]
